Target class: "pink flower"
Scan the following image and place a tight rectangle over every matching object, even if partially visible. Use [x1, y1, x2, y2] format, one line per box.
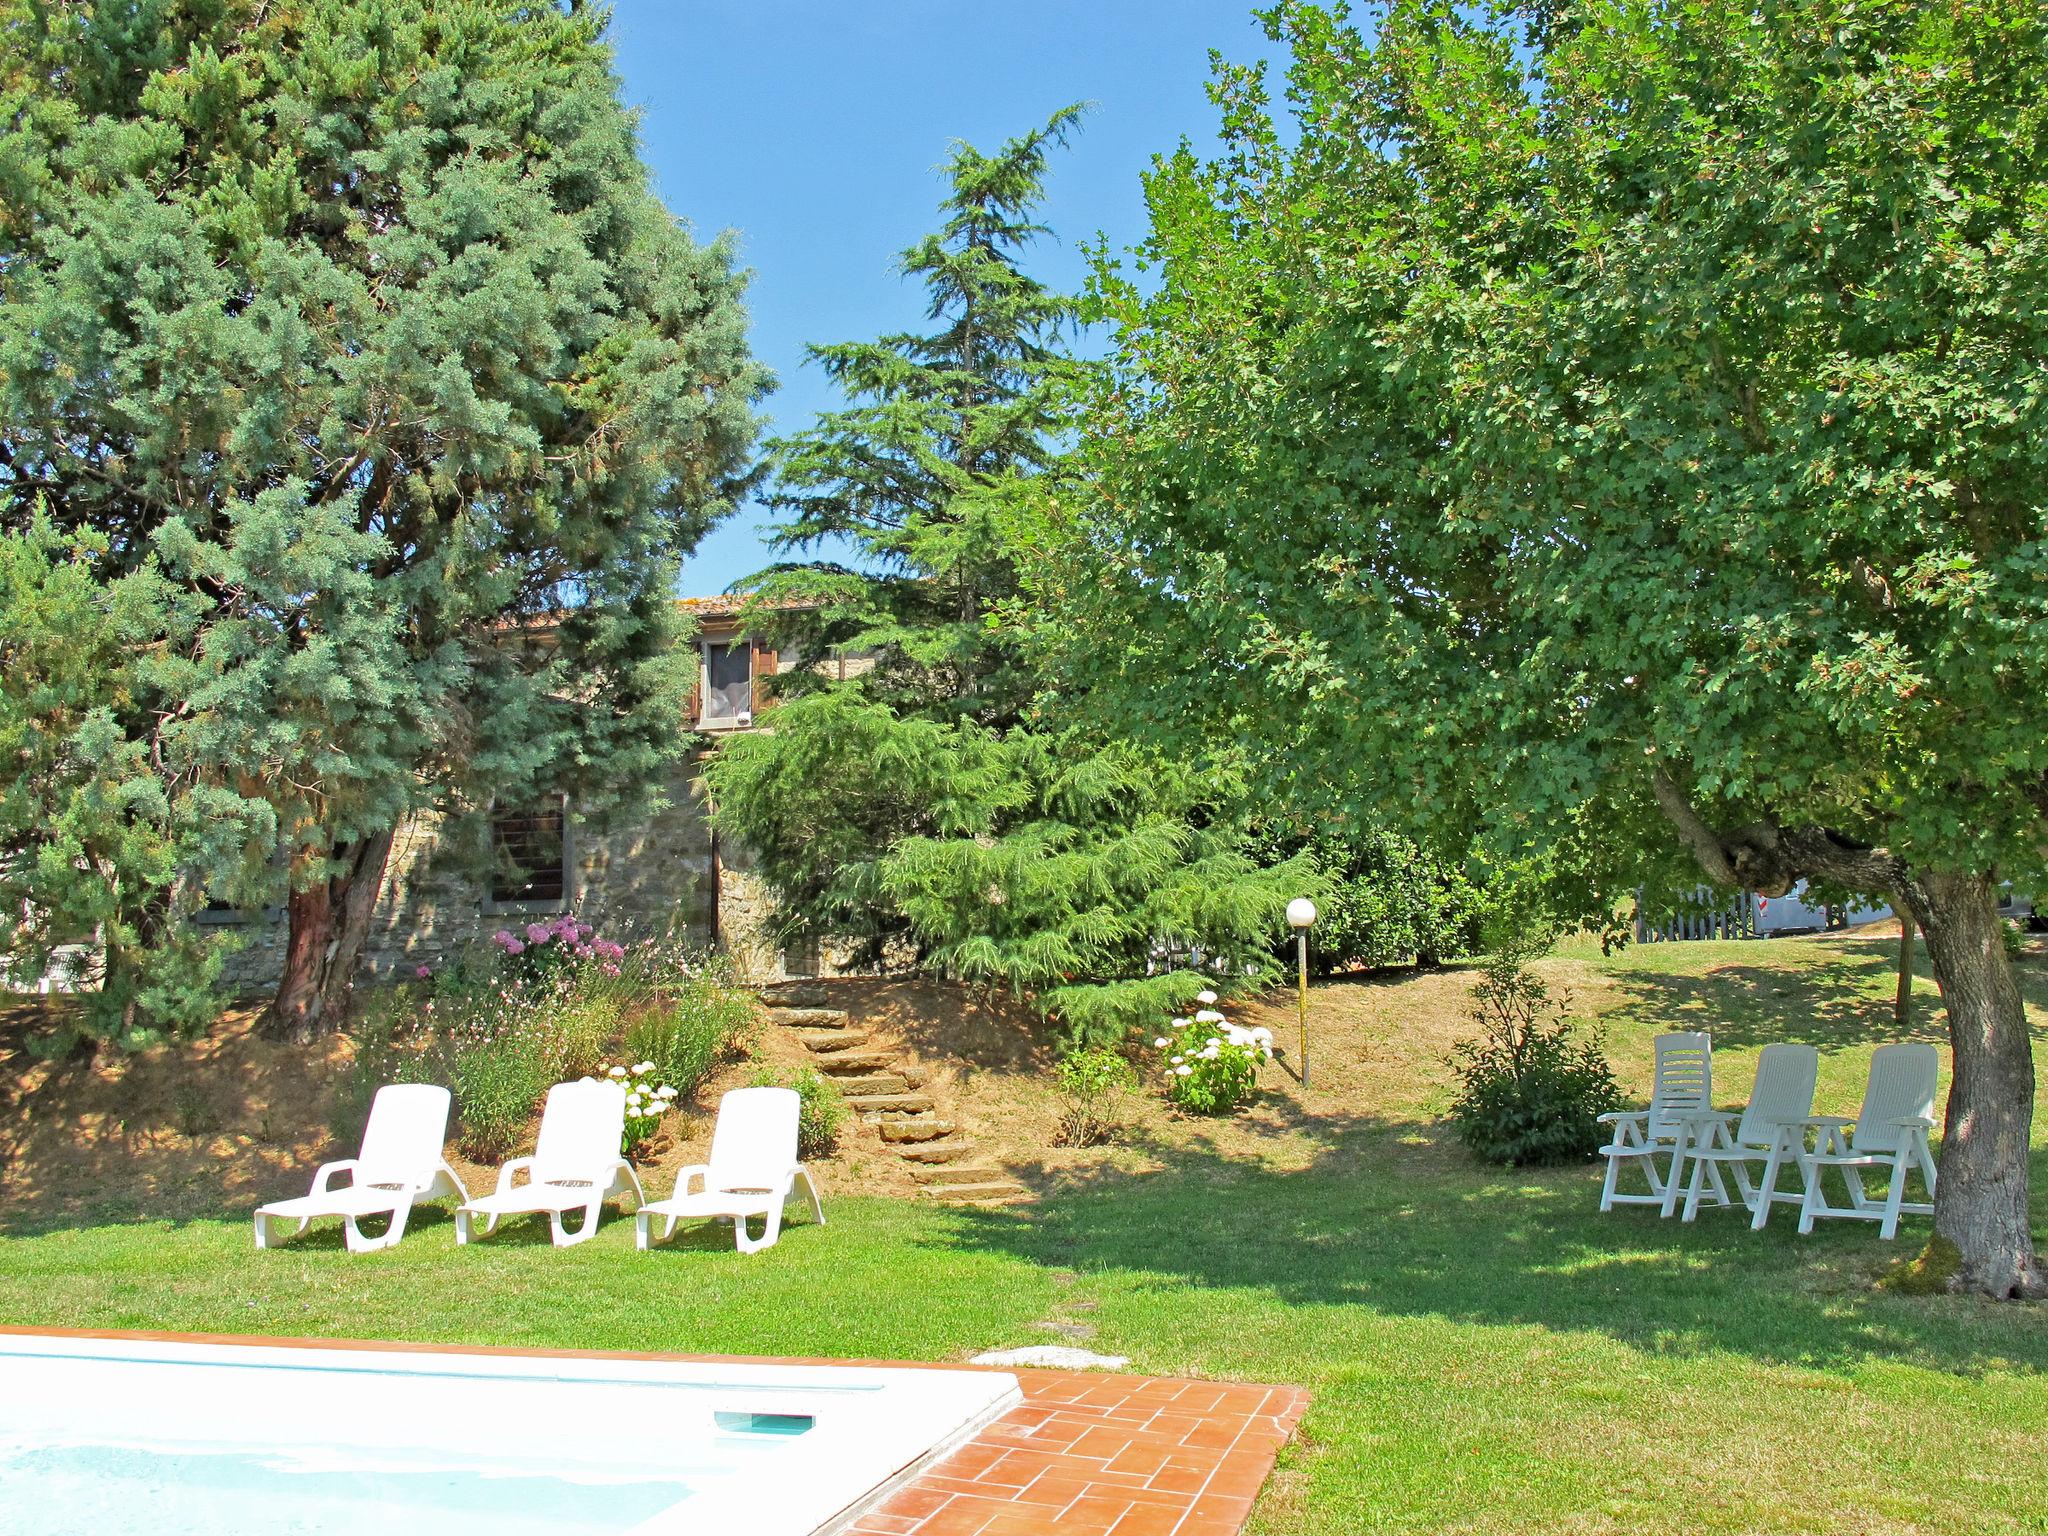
[601, 963, 620, 977]
[491, 929, 517, 950]
[415, 964, 432, 979]
[525, 922, 550, 944]
[504, 938, 525, 956]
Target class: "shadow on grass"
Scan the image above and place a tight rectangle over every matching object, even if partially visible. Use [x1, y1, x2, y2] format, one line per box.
[944, 1099, 2048, 1380]
[1609, 939, 2048, 1053]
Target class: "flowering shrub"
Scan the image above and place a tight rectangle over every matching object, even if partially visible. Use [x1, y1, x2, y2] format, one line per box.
[608, 1060, 679, 1157]
[1152, 990, 1271, 1115]
[489, 912, 628, 982]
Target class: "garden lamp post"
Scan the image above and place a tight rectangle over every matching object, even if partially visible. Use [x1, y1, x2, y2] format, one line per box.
[1286, 898, 1317, 1088]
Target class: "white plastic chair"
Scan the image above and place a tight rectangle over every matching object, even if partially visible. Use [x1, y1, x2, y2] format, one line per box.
[1664, 1043, 1820, 1224]
[456, 1078, 644, 1248]
[254, 1084, 468, 1254]
[635, 1087, 824, 1255]
[1598, 1031, 1713, 1211]
[1782, 1043, 1940, 1239]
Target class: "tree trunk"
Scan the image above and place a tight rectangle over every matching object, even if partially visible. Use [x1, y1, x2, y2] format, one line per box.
[269, 846, 332, 1045]
[1893, 910, 1916, 1033]
[1902, 871, 2043, 1298]
[265, 831, 395, 1043]
[319, 830, 395, 1021]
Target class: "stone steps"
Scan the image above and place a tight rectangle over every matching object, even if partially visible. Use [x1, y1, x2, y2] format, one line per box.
[923, 1181, 1032, 1205]
[911, 1161, 1010, 1187]
[760, 983, 1031, 1207]
[793, 1027, 869, 1051]
[879, 1117, 956, 1144]
[770, 1007, 853, 1032]
[826, 1071, 911, 1095]
[843, 1091, 936, 1118]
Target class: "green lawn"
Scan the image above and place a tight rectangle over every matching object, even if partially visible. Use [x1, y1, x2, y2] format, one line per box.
[4, 934, 2046, 1534]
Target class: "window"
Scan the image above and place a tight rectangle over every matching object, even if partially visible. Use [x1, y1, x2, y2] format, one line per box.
[490, 803, 567, 906]
[700, 640, 753, 725]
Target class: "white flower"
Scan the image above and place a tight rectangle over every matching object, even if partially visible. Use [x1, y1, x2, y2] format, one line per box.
[658, 1085, 677, 1098]
[635, 1061, 656, 1074]
[607, 1066, 627, 1078]
[1195, 1009, 1225, 1024]
[1170, 1054, 1184, 1065]
[1153, 1037, 1170, 1048]
[1170, 1017, 1190, 1029]
[1196, 990, 1218, 1006]
[1175, 1064, 1193, 1076]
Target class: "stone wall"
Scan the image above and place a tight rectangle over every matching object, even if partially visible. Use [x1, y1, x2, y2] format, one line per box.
[217, 758, 723, 992]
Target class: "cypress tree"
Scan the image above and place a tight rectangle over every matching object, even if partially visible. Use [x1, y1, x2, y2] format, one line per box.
[0, 0, 765, 1041]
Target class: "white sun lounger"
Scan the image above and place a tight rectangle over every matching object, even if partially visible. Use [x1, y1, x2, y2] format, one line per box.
[456, 1077, 644, 1248]
[1784, 1043, 1941, 1239]
[635, 1087, 824, 1255]
[1664, 1043, 1820, 1224]
[253, 1083, 468, 1254]
[1598, 1031, 1713, 1211]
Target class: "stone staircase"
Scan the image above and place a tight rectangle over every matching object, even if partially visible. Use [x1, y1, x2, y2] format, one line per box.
[759, 983, 1030, 1206]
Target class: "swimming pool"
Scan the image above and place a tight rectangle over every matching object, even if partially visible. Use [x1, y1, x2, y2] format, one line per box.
[0, 1331, 1021, 1535]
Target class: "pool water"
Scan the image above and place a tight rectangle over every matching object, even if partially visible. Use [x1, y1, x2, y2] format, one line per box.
[0, 1334, 1019, 1536]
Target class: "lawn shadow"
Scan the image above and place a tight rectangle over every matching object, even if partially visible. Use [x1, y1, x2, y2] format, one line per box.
[945, 1104, 2048, 1380]
[1611, 942, 1949, 1050]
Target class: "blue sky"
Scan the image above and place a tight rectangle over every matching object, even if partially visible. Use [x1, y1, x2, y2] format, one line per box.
[605, 1, 1279, 596]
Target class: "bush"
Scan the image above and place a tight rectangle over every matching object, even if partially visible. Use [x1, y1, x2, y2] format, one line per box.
[1244, 821, 1483, 974]
[623, 956, 758, 1103]
[1149, 990, 1272, 1115]
[1053, 1045, 1138, 1146]
[1447, 949, 1621, 1166]
[751, 1063, 846, 1159]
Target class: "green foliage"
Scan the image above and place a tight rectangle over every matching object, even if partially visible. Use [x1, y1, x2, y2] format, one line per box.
[744, 105, 1090, 728]
[1448, 949, 1621, 1167]
[0, 0, 766, 1034]
[750, 1063, 846, 1161]
[1245, 821, 1484, 973]
[710, 695, 1311, 1045]
[1052, 1045, 1139, 1147]
[1050, 0, 2048, 922]
[622, 956, 759, 1104]
[0, 518, 265, 1049]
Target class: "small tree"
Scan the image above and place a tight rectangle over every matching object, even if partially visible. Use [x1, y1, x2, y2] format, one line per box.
[1055, 0, 2048, 1294]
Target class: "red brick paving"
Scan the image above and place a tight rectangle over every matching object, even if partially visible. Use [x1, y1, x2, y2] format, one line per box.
[843, 1369, 1309, 1536]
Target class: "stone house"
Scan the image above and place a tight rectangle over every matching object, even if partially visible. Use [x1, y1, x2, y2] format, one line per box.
[211, 596, 857, 993]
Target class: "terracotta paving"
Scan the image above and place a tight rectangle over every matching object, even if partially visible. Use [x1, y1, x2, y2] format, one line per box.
[845, 1368, 1308, 1536]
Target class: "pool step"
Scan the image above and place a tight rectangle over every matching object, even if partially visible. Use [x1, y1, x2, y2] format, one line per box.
[879, 1116, 956, 1144]
[896, 1136, 977, 1165]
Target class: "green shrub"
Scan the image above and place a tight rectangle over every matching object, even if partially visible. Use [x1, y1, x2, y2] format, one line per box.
[623, 956, 757, 1101]
[751, 1063, 845, 1159]
[1053, 1045, 1139, 1146]
[1244, 821, 1483, 973]
[1448, 949, 1620, 1166]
